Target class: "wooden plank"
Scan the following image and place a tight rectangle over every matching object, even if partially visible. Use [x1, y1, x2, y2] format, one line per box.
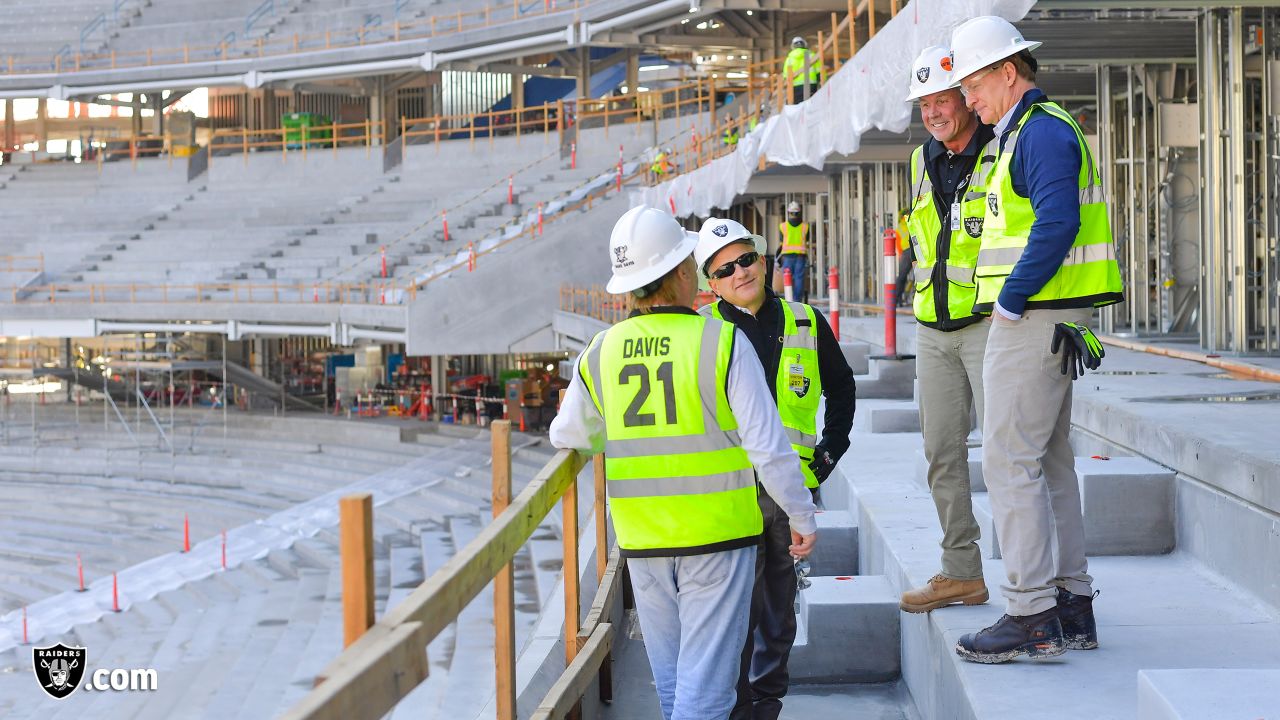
[493, 420, 516, 720]
[593, 454, 607, 583]
[282, 622, 429, 720]
[528, 624, 615, 720]
[297, 449, 586, 715]
[340, 493, 374, 648]
[577, 548, 623, 644]
[563, 470, 581, 665]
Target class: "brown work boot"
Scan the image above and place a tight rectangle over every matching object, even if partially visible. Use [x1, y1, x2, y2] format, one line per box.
[900, 574, 989, 613]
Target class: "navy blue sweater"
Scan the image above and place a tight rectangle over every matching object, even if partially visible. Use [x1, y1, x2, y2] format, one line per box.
[994, 89, 1083, 316]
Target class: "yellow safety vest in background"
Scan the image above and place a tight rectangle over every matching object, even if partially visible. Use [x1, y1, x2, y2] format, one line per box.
[974, 102, 1124, 312]
[578, 312, 761, 556]
[783, 48, 823, 86]
[704, 299, 822, 488]
[779, 221, 808, 255]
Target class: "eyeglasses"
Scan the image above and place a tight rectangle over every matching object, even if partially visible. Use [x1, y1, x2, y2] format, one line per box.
[708, 251, 760, 280]
[959, 66, 997, 98]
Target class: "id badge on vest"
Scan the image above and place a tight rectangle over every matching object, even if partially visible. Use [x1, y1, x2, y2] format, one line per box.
[788, 362, 807, 395]
[950, 202, 962, 232]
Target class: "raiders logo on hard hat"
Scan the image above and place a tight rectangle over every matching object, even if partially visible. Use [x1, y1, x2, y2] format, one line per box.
[964, 217, 984, 238]
[916, 66, 930, 84]
[713, 224, 729, 237]
[987, 193, 1000, 217]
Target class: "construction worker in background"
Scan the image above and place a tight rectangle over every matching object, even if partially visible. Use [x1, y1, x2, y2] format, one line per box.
[784, 37, 824, 104]
[550, 206, 818, 719]
[949, 16, 1123, 663]
[896, 46, 997, 615]
[724, 124, 740, 147]
[650, 147, 675, 182]
[693, 217, 856, 720]
[777, 201, 810, 303]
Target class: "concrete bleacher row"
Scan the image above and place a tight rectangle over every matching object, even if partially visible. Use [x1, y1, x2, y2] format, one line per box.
[0, 410, 575, 719]
[827, 317, 1280, 720]
[0, 116, 695, 316]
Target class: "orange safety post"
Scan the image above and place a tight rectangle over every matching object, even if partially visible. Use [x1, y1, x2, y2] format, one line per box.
[881, 228, 898, 356]
[828, 266, 840, 338]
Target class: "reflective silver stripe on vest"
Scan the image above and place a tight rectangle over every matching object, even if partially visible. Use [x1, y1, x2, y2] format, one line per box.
[607, 469, 755, 499]
[782, 333, 817, 352]
[785, 426, 817, 448]
[1079, 184, 1106, 205]
[964, 190, 987, 202]
[697, 319, 726, 432]
[946, 264, 975, 283]
[914, 264, 974, 284]
[585, 336, 605, 409]
[605, 429, 742, 459]
[912, 149, 932, 196]
[978, 242, 1115, 269]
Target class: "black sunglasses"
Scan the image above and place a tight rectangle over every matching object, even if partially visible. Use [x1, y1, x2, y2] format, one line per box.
[708, 251, 761, 280]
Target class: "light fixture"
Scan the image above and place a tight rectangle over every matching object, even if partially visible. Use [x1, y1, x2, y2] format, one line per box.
[726, 71, 747, 79]
[746, 9, 753, 15]
[696, 21, 708, 29]
[681, 17, 689, 23]
[640, 64, 669, 72]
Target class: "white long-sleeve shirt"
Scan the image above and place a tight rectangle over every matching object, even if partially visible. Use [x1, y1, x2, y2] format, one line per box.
[549, 326, 817, 536]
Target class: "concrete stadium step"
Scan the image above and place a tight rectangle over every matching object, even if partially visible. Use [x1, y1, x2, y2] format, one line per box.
[1138, 669, 1280, 720]
[971, 456, 1175, 559]
[433, 515, 498, 719]
[855, 399, 921, 434]
[854, 357, 917, 400]
[810, 509, 859, 577]
[791, 575, 900, 683]
[840, 341, 872, 375]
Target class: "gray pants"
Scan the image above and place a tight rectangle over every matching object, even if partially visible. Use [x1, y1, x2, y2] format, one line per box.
[731, 491, 801, 720]
[917, 321, 989, 581]
[982, 309, 1094, 616]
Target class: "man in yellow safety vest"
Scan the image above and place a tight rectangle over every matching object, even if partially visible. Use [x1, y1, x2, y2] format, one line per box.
[694, 217, 856, 720]
[783, 37, 825, 104]
[550, 206, 818, 718]
[949, 16, 1123, 664]
[777, 201, 810, 303]
[896, 45, 997, 616]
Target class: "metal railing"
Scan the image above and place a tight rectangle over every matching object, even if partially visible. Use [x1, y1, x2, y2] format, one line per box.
[281, 420, 621, 720]
[4, 0, 590, 75]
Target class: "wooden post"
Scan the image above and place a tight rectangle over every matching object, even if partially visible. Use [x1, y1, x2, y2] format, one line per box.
[848, 0, 857, 57]
[831, 13, 840, 70]
[593, 454, 607, 583]
[817, 31, 826, 92]
[492, 421, 517, 720]
[869, 0, 877, 37]
[891, 0, 899, 16]
[563, 396, 581, 668]
[340, 493, 375, 648]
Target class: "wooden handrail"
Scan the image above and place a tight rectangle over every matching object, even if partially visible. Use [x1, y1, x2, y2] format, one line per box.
[279, 447, 589, 720]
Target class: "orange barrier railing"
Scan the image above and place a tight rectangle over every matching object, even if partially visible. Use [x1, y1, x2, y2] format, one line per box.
[208, 121, 386, 165]
[0, 254, 44, 274]
[5, 0, 591, 75]
[559, 284, 629, 325]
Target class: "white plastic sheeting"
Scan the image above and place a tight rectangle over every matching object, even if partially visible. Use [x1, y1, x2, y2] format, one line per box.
[639, 0, 1037, 218]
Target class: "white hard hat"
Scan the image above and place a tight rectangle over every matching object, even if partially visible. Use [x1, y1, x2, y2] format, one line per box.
[786, 201, 802, 214]
[791, 36, 807, 49]
[948, 16, 1041, 85]
[606, 206, 698, 294]
[905, 45, 956, 102]
[694, 218, 764, 277]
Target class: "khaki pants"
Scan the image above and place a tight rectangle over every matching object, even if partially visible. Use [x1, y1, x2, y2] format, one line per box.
[917, 322, 988, 581]
[982, 308, 1094, 616]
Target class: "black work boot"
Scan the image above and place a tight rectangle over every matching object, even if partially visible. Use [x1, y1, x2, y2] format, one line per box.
[955, 608, 1066, 664]
[1057, 587, 1099, 650]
